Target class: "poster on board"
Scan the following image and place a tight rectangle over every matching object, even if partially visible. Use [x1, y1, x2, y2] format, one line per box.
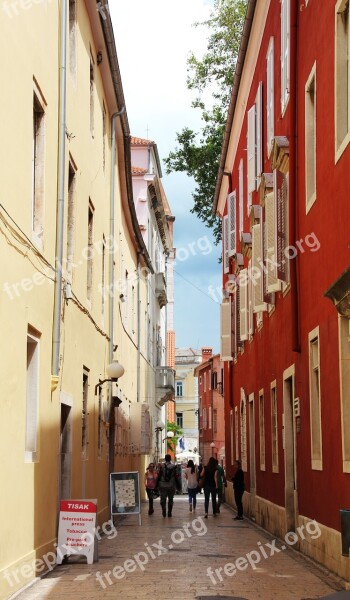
[110, 472, 140, 516]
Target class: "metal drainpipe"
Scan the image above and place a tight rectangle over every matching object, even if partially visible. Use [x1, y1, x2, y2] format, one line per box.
[51, 0, 67, 388]
[137, 252, 141, 403]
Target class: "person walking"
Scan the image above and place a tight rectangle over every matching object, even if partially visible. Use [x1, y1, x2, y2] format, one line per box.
[215, 459, 226, 514]
[158, 454, 180, 517]
[200, 456, 218, 518]
[232, 459, 245, 520]
[184, 459, 198, 512]
[144, 463, 158, 515]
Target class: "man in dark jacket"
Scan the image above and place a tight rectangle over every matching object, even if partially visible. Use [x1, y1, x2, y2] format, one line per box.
[232, 460, 245, 520]
[158, 454, 179, 517]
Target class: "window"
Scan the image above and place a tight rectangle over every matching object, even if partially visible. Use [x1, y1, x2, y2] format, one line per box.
[203, 407, 207, 429]
[25, 329, 40, 462]
[98, 388, 103, 459]
[228, 191, 237, 257]
[223, 214, 229, 274]
[209, 406, 212, 429]
[256, 83, 263, 179]
[274, 170, 289, 286]
[87, 201, 94, 303]
[252, 223, 267, 313]
[266, 38, 275, 156]
[239, 269, 248, 342]
[220, 301, 232, 361]
[234, 406, 239, 461]
[90, 53, 94, 137]
[82, 369, 89, 460]
[247, 261, 253, 337]
[240, 392, 247, 471]
[209, 369, 212, 390]
[265, 191, 281, 293]
[309, 327, 322, 469]
[69, 0, 76, 83]
[247, 104, 256, 208]
[271, 382, 279, 472]
[176, 412, 183, 428]
[339, 317, 350, 472]
[204, 372, 207, 391]
[305, 64, 316, 212]
[259, 389, 265, 470]
[212, 371, 217, 389]
[281, 0, 290, 114]
[335, 0, 350, 156]
[213, 409, 218, 433]
[32, 88, 45, 247]
[66, 161, 76, 283]
[176, 381, 183, 397]
[101, 236, 106, 326]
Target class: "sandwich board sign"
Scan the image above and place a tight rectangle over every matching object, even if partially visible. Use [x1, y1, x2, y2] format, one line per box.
[110, 472, 141, 525]
[57, 499, 98, 564]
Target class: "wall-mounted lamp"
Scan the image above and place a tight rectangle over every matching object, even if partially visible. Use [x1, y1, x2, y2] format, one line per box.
[210, 441, 217, 457]
[94, 360, 125, 396]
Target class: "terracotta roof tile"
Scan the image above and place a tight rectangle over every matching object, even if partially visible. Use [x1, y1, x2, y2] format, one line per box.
[131, 166, 148, 175]
[131, 136, 155, 146]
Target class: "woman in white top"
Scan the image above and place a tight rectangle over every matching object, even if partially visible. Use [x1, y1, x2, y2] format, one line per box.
[184, 459, 198, 512]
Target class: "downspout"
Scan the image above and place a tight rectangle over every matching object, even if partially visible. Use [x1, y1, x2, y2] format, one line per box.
[137, 252, 141, 403]
[108, 107, 125, 476]
[290, 0, 300, 352]
[51, 0, 67, 390]
[109, 107, 125, 365]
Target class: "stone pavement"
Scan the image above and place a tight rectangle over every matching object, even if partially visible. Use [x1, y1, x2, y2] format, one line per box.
[13, 496, 343, 600]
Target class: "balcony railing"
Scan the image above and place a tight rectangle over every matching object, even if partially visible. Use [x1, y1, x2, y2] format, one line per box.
[156, 366, 175, 391]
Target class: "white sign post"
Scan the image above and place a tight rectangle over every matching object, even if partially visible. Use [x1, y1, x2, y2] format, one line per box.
[57, 499, 98, 565]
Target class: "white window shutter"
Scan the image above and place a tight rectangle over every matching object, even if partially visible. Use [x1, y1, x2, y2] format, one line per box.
[256, 83, 263, 179]
[266, 38, 274, 156]
[220, 302, 232, 361]
[248, 261, 253, 336]
[247, 105, 256, 197]
[239, 159, 244, 237]
[239, 268, 248, 341]
[223, 215, 229, 274]
[265, 191, 281, 292]
[252, 223, 267, 312]
[228, 191, 236, 257]
[281, 0, 290, 113]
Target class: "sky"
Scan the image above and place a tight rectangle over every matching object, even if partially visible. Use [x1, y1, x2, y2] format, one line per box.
[110, 0, 222, 354]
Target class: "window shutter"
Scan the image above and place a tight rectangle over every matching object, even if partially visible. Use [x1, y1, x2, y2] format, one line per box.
[256, 83, 263, 179]
[275, 170, 288, 282]
[231, 292, 237, 358]
[223, 215, 229, 274]
[265, 191, 281, 292]
[239, 268, 248, 341]
[263, 217, 275, 305]
[252, 223, 267, 312]
[248, 261, 253, 336]
[238, 159, 244, 237]
[247, 105, 256, 199]
[228, 191, 236, 257]
[236, 285, 241, 347]
[281, 0, 290, 113]
[266, 38, 274, 156]
[220, 302, 232, 361]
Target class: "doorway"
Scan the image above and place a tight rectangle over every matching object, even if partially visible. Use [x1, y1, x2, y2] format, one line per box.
[283, 366, 297, 535]
[249, 393, 256, 519]
[60, 400, 72, 500]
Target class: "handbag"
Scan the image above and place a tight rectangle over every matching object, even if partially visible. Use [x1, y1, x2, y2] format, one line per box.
[196, 477, 204, 493]
[151, 488, 160, 499]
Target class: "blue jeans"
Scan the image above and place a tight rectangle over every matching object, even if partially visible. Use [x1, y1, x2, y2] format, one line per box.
[204, 485, 217, 515]
[188, 487, 197, 508]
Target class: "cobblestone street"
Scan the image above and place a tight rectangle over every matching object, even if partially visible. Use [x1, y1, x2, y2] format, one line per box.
[12, 497, 343, 600]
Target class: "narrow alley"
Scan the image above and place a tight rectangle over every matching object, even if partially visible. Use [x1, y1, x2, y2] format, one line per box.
[13, 497, 342, 600]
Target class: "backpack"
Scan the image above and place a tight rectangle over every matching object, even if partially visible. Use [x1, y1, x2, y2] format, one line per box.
[162, 463, 175, 482]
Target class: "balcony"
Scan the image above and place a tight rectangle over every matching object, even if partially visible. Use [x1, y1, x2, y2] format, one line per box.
[155, 272, 167, 308]
[156, 366, 175, 407]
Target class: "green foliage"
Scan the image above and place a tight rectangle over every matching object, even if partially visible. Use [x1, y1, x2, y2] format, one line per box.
[164, 0, 247, 245]
[166, 421, 183, 453]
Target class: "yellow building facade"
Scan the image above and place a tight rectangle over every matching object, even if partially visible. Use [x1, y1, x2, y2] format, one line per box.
[0, 2, 174, 598]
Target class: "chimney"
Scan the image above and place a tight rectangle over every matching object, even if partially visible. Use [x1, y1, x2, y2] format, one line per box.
[201, 347, 213, 362]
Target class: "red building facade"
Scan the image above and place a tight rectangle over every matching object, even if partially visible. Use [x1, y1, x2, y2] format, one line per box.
[195, 348, 225, 466]
[215, 0, 350, 581]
